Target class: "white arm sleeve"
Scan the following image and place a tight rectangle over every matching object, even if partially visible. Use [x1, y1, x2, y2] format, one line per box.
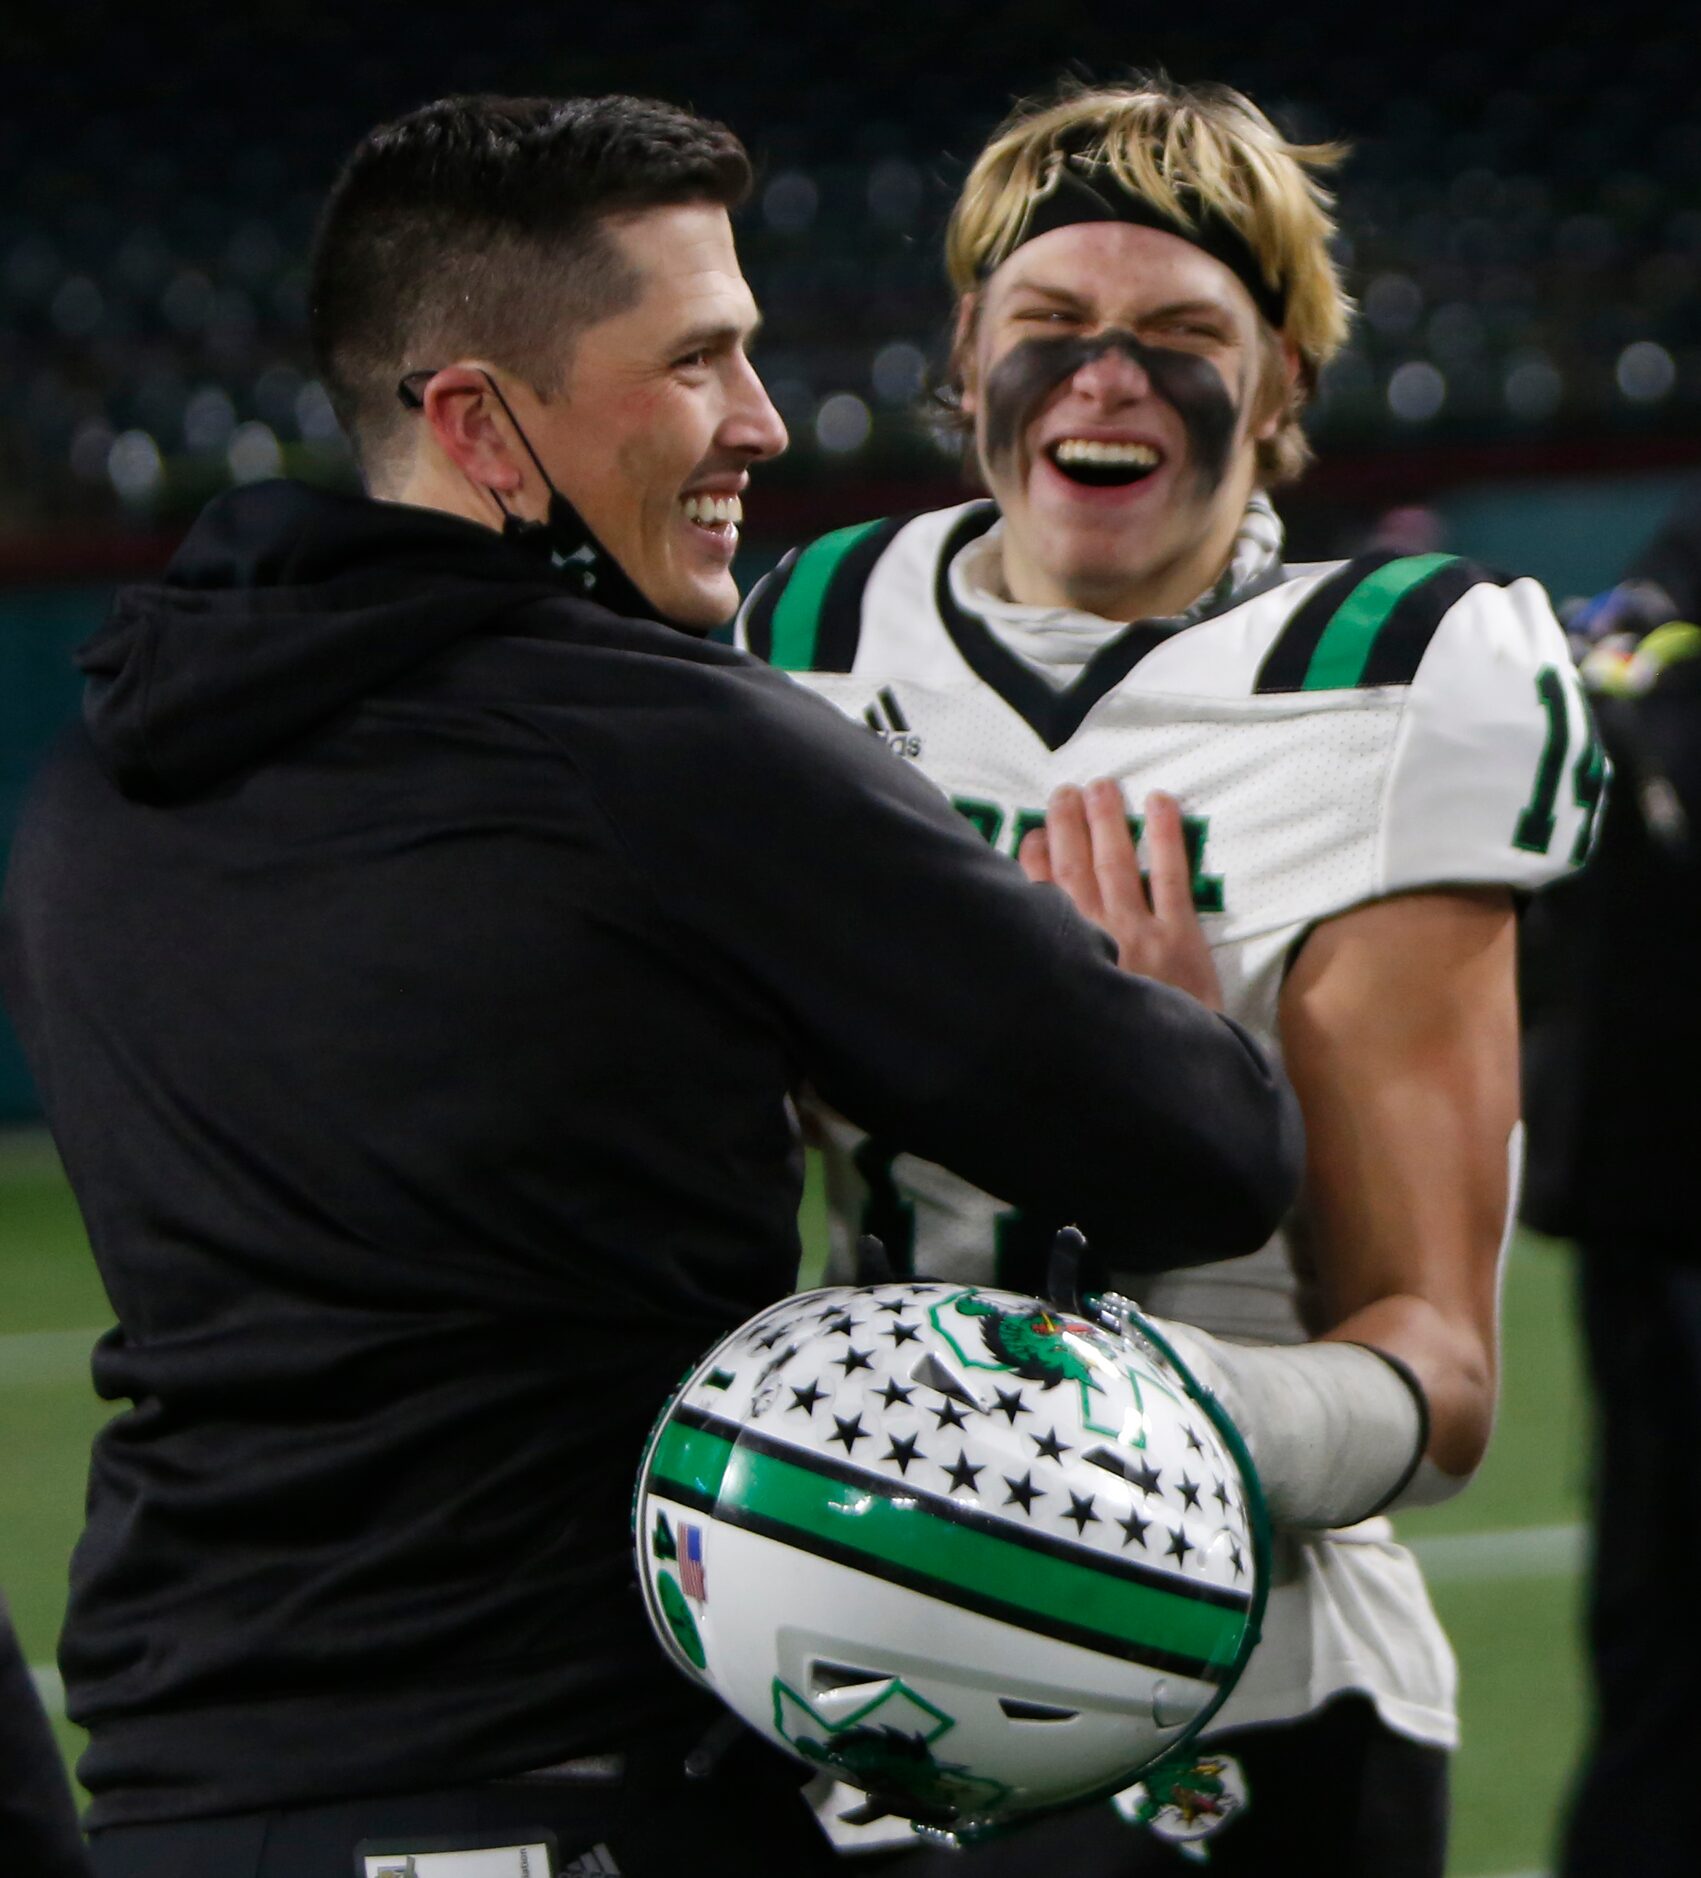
[1134, 1315, 1445, 1530]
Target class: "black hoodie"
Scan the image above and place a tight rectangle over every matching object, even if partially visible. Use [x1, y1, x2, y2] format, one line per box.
[0, 480, 1300, 1826]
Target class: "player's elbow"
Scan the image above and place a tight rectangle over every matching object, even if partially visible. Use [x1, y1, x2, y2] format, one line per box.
[1428, 1343, 1498, 1479]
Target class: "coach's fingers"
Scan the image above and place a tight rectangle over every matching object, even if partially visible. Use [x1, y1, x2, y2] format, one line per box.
[1083, 778, 1152, 926]
[1043, 786, 1105, 924]
[1018, 825, 1052, 884]
[1141, 791, 1195, 924]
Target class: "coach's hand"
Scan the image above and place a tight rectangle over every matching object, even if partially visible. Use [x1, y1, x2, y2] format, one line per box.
[1020, 780, 1223, 1012]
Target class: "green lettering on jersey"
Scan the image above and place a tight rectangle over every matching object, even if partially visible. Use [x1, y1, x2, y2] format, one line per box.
[1513, 665, 1571, 855]
[1570, 720, 1608, 865]
[1129, 813, 1227, 916]
[951, 797, 1005, 846]
[1010, 808, 1048, 857]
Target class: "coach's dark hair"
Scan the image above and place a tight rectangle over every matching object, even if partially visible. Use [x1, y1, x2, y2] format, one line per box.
[310, 93, 752, 480]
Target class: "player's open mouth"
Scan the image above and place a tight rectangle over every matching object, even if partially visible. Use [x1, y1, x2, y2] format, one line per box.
[1046, 439, 1162, 488]
[681, 493, 742, 535]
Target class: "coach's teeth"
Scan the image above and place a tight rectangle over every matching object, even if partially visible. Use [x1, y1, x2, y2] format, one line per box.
[682, 494, 743, 525]
[1053, 439, 1160, 468]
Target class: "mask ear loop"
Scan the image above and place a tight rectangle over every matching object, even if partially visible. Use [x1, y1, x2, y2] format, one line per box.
[394, 367, 550, 534]
[477, 369, 561, 509]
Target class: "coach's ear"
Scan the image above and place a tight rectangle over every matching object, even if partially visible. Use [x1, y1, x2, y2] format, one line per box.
[419, 366, 525, 500]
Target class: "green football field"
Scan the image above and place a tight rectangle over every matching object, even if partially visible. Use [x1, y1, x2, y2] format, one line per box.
[0, 1127, 1592, 1875]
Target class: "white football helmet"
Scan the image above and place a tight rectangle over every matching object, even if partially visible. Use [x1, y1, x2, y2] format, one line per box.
[634, 1280, 1268, 1840]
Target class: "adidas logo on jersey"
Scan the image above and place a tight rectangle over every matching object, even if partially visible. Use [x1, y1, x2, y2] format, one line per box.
[863, 687, 921, 759]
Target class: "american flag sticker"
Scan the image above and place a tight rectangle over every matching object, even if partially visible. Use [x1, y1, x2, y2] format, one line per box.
[680, 1522, 708, 1603]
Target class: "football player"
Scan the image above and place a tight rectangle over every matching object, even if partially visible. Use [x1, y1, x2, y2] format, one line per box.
[740, 77, 1601, 1875]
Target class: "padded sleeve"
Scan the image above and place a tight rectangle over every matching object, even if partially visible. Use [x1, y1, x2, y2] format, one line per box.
[1380, 575, 1606, 895]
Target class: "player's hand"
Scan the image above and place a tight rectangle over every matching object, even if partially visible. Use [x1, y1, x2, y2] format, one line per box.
[1020, 781, 1223, 1012]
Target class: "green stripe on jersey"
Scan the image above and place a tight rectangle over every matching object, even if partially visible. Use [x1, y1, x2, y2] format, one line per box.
[767, 520, 888, 670]
[649, 1419, 1248, 1674]
[1302, 553, 1455, 691]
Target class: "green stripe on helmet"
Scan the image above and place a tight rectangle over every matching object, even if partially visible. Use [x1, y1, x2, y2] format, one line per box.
[649, 1419, 1250, 1677]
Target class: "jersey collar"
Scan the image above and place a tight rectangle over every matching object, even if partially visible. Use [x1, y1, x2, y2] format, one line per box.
[936, 499, 1286, 751]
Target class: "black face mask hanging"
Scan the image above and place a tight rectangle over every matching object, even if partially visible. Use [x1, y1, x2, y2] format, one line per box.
[396, 369, 654, 619]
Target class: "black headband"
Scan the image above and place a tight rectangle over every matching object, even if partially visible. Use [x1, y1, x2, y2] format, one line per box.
[991, 152, 1288, 331]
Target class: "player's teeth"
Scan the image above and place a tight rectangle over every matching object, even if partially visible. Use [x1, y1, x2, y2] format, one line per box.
[682, 494, 743, 525]
[1053, 439, 1160, 467]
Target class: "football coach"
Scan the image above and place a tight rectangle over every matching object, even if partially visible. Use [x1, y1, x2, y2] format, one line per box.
[1, 94, 1301, 1878]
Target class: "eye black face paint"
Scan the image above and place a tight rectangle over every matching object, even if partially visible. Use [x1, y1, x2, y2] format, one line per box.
[980, 330, 1239, 496]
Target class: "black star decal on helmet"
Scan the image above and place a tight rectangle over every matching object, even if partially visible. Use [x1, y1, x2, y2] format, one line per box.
[1179, 1475, 1202, 1512]
[931, 1398, 971, 1432]
[886, 1321, 923, 1346]
[1132, 1459, 1162, 1498]
[829, 1413, 868, 1452]
[1063, 1492, 1099, 1534]
[943, 1450, 983, 1493]
[883, 1433, 922, 1475]
[1002, 1471, 1043, 1514]
[1032, 1427, 1071, 1464]
[1118, 1508, 1150, 1549]
[875, 1299, 909, 1317]
[876, 1378, 913, 1409]
[1185, 1425, 1206, 1454]
[753, 1325, 790, 1352]
[835, 1346, 874, 1375]
[993, 1386, 1030, 1424]
[1213, 1476, 1230, 1511]
[1165, 1525, 1193, 1565]
[1229, 1540, 1246, 1579]
[788, 1380, 826, 1415]
[822, 1312, 858, 1338]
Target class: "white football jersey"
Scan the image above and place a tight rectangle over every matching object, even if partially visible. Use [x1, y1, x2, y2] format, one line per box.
[740, 499, 1598, 1748]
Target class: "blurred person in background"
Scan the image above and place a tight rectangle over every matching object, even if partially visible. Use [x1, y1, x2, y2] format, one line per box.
[0, 91, 1302, 1878]
[741, 74, 1599, 1876]
[1521, 490, 1701, 1878]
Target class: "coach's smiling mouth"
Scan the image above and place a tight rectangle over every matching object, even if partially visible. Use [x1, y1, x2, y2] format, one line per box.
[681, 493, 743, 530]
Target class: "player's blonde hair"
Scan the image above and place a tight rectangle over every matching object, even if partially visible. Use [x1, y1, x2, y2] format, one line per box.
[944, 76, 1353, 486]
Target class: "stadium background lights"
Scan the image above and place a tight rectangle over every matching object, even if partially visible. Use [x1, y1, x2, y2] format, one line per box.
[107, 430, 163, 504]
[1615, 340, 1676, 404]
[1387, 360, 1447, 424]
[1504, 353, 1565, 421]
[814, 392, 873, 454]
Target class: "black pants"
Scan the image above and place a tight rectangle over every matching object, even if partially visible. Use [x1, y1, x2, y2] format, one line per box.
[85, 1725, 842, 1878]
[867, 1694, 1448, 1878]
[1561, 1247, 1701, 1878]
[0, 1594, 92, 1878]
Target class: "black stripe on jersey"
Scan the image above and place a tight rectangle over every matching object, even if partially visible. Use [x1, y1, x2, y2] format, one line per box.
[1253, 551, 1402, 694]
[812, 514, 913, 672]
[741, 551, 795, 663]
[932, 504, 1174, 752]
[1356, 558, 1516, 687]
